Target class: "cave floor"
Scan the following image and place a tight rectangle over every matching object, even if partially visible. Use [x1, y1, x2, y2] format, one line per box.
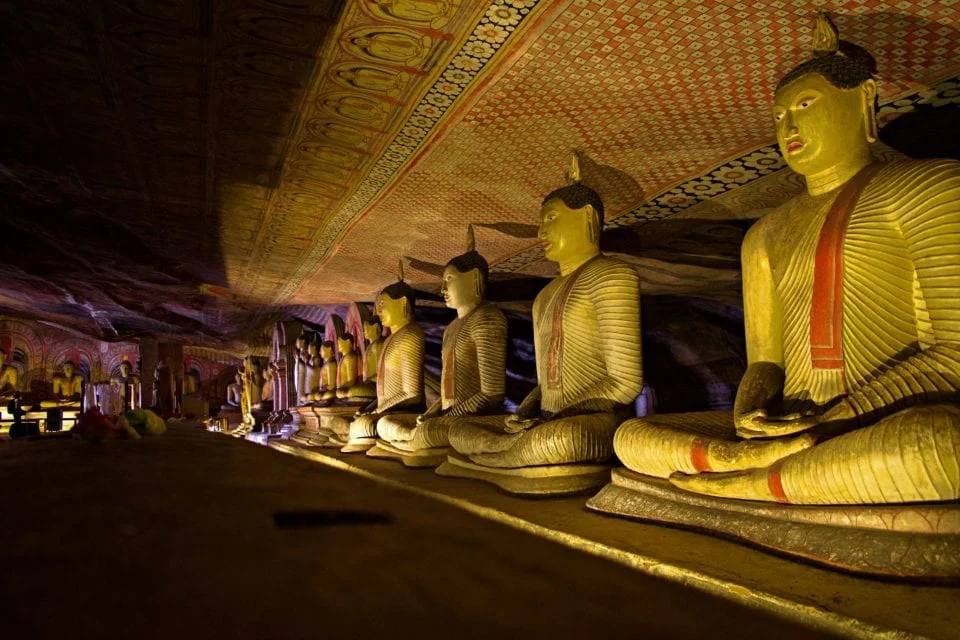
[270, 433, 960, 640]
[0, 426, 948, 640]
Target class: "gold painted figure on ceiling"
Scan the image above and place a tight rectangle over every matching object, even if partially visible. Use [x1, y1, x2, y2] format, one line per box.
[438, 155, 644, 495]
[590, 13, 960, 579]
[372, 226, 508, 467]
[342, 261, 426, 453]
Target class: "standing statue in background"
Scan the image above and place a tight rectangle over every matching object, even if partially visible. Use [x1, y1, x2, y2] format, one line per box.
[0, 349, 19, 398]
[439, 154, 644, 495]
[373, 226, 508, 467]
[342, 260, 426, 452]
[590, 13, 960, 579]
[110, 357, 141, 411]
[293, 335, 307, 404]
[299, 340, 322, 405]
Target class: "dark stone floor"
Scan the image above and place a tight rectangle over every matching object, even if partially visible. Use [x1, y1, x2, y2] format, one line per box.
[0, 426, 834, 639]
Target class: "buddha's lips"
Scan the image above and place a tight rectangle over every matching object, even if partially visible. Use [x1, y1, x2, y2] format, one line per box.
[786, 140, 805, 153]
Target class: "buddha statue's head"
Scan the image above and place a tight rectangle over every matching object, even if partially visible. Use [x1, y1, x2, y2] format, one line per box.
[337, 333, 355, 356]
[235, 371, 243, 384]
[363, 317, 383, 344]
[773, 12, 878, 181]
[296, 336, 306, 352]
[539, 155, 604, 271]
[378, 260, 416, 330]
[62, 361, 75, 379]
[321, 341, 335, 361]
[119, 359, 132, 378]
[307, 341, 319, 357]
[442, 224, 489, 313]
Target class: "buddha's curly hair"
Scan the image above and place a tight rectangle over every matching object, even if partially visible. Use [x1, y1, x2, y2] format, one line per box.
[777, 40, 877, 92]
[542, 183, 605, 229]
[446, 250, 489, 287]
[381, 280, 417, 310]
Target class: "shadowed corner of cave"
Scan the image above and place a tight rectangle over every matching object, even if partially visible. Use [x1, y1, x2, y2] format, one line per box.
[881, 101, 960, 161]
[0, 1, 345, 347]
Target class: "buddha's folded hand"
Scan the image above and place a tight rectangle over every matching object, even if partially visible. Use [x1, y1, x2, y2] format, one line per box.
[735, 408, 819, 439]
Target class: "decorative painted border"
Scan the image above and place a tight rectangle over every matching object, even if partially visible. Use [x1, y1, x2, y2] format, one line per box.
[277, 0, 545, 301]
[492, 75, 960, 274]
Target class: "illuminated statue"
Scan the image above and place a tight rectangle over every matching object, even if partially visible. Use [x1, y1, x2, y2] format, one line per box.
[293, 335, 307, 404]
[299, 340, 321, 405]
[439, 155, 644, 494]
[316, 341, 338, 403]
[363, 316, 384, 385]
[110, 357, 141, 411]
[612, 12, 960, 504]
[260, 368, 274, 404]
[588, 14, 960, 578]
[225, 371, 243, 407]
[0, 349, 19, 397]
[335, 332, 361, 400]
[52, 361, 84, 399]
[374, 226, 507, 466]
[343, 260, 426, 452]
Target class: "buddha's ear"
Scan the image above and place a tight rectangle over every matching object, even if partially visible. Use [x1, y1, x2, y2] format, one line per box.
[860, 79, 879, 143]
[584, 204, 599, 244]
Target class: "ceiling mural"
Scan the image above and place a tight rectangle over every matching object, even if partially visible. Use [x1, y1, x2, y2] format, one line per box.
[0, 0, 958, 346]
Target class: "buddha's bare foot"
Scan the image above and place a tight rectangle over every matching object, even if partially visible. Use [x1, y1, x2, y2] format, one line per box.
[669, 468, 774, 501]
[709, 433, 817, 472]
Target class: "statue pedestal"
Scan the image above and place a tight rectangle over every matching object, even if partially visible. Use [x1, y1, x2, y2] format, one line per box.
[435, 452, 610, 497]
[218, 406, 243, 431]
[367, 440, 450, 468]
[315, 405, 361, 449]
[586, 468, 960, 579]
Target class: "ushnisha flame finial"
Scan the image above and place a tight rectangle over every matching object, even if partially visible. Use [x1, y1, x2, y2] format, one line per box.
[565, 150, 582, 185]
[397, 258, 405, 282]
[466, 223, 476, 253]
[813, 11, 840, 57]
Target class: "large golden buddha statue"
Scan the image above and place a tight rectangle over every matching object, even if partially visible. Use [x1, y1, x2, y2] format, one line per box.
[341, 261, 426, 453]
[0, 348, 19, 398]
[589, 14, 960, 578]
[437, 156, 644, 495]
[371, 226, 508, 467]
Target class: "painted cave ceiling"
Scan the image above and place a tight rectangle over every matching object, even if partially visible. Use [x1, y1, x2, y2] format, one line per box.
[1, 0, 959, 348]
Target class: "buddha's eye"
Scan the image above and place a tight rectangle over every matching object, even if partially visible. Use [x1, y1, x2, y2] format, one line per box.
[797, 96, 816, 109]
[774, 112, 784, 122]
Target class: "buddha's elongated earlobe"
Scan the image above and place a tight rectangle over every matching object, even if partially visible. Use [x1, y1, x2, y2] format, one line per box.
[861, 78, 879, 143]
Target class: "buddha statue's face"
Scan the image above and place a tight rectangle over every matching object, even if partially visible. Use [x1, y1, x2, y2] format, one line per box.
[773, 73, 876, 177]
[539, 197, 598, 264]
[63, 362, 75, 378]
[441, 265, 481, 310]
[321, 343, 334, 360]
[363, 320, 381, 343]
[377, 292, 409, 328]
[308, 342, 318, 356]
[296, 337, 306, 351]
[337, 336, 353, 356]
[120, 361, 131, 377]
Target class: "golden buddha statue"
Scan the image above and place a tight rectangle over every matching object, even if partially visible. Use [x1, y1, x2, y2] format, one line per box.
[293, 335, 307, 403]
[52, 361, 85, 400]
[334, 332, 364, 400]
[438, 155, 644, 495]
[589, 14, 960, 578]
[359, 316, 383, 394]
[0, 348, 19, 398]
[299, 340, 322, 405]
[342, 261, 426, 453]
[314, 341, 338, 403]
[372, 226, 508, 467]
[110, 357, 141, 411]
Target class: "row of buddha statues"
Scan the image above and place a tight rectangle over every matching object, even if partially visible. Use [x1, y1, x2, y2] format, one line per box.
[0, 354, 143, 410]
[284, 14, 959, 578]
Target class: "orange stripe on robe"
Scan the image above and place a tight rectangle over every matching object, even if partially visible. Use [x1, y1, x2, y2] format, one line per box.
[809, 165, 882, 372]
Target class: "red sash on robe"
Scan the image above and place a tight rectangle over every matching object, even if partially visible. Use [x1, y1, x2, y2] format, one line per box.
[809, 164, 882, 372]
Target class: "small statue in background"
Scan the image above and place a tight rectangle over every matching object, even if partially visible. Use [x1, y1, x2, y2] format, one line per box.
[53, 361, 85, 400]
[0, 348, 18, 398]
[300, 340, 322, 405]
[316, 341, 338, 403]
[111, 357, 141, 411]
[225, 371, 243, 407]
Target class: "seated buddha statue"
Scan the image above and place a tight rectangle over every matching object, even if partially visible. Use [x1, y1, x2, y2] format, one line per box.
[609, 12, 960, 506]
[438, 156, 644, 495]
[334, 332, 367, 402]
[0, 348, 19, 398]
[298, 340, 322, 405]
[352, 316, 383, 400]
[225, 371, 244, 407]
[342, 261, 426, 453]
[373, 226, 508, 467]
[313, 341, 338, 404]
[110, 358, 141, 411]
[52, 361, 85, 400]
